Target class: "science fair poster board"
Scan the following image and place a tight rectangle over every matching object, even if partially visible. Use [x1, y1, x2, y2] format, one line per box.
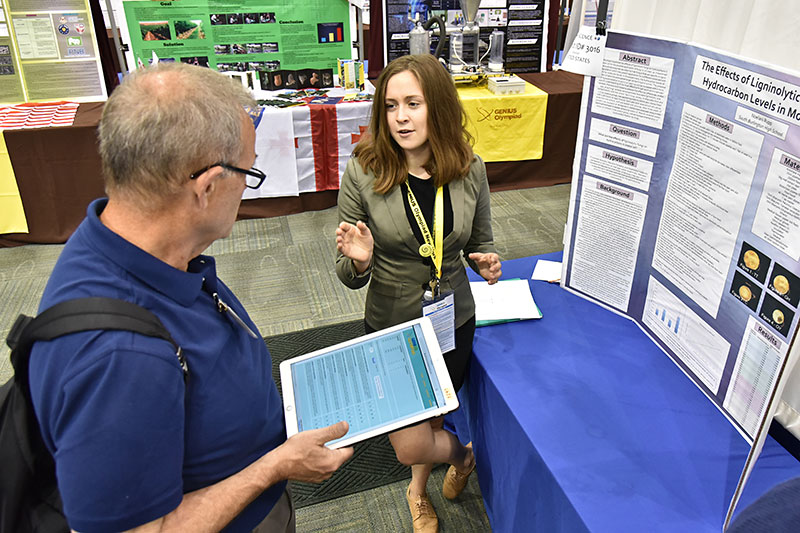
[383, 0, 548, 74]
[0, 0, 106, 103]
[121, 0, 350, 73]
[562, 30, 800, 524]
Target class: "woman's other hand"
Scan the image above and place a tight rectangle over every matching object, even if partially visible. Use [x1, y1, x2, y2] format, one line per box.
[468, 252, 502, 285]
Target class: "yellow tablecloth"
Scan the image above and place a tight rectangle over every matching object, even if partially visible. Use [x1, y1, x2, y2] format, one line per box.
[0, 131, 27, 234]
[457, 81, 548, 162]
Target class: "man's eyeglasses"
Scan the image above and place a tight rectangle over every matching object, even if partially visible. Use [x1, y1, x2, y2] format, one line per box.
[189, 163, 267, 189]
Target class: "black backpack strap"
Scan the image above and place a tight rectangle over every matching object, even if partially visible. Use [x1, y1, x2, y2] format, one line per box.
[7, 297, 187, 397]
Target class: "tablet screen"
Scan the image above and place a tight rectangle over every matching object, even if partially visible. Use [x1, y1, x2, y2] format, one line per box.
[289, 322, 447, 445]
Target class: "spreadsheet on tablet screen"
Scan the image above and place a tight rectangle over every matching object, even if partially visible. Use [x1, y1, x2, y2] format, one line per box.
[290, 324, 446, 442]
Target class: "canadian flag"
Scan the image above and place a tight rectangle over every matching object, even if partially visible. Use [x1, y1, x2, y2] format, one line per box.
[248, 101, 371, 199]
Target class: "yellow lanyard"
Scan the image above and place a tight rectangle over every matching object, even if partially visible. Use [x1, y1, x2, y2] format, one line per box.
[406, 182, 444, 281]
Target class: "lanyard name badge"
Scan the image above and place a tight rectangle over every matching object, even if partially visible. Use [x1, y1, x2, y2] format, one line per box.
[407, 182, 456, 352]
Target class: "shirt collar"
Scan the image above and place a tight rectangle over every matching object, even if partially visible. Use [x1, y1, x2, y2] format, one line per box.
[82, 198, 212, 307]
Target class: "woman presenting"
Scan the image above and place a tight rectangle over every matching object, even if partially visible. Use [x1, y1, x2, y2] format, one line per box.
[335, 53, 501, 533]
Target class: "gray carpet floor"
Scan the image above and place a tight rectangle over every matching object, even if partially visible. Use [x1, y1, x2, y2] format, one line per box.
[0, 184, 570, 532]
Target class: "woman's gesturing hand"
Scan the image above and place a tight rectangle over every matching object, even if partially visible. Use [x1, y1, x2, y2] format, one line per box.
[336, 221, 374, 273]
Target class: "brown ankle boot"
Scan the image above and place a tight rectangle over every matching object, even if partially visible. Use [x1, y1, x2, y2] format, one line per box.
[442, 443, 475, 499]
[406, 485, 438, 532]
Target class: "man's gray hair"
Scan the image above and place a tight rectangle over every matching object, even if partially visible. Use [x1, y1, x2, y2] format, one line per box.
[98, 63, 256, 202]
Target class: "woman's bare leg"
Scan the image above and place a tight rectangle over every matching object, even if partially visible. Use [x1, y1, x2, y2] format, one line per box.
[389, 416, 474, 496]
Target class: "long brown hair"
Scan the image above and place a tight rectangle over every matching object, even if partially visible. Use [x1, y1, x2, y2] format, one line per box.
[354, 54, 473, 194]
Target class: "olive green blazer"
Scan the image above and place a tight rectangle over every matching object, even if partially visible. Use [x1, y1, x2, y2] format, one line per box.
[335, 154, 497, 330]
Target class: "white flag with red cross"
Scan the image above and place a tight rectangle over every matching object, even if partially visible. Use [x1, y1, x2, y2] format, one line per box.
[334, 101, 372, 189]
[246, 101, 372, 198]
[294, 101, 372, 194]
[246, 107, 299, 199]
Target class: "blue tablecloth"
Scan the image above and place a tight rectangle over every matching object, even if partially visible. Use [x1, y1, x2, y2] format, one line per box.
[454, 252, 800, 532]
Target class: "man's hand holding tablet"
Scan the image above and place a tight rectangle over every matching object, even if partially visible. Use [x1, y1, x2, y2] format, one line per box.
[269, 421, 354, 482]
[280, 317, 459, 449]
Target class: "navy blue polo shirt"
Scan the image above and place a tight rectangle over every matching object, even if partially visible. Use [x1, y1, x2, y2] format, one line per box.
[29, 199, 286, 532]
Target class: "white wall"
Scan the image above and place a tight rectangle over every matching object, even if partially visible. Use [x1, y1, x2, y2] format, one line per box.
[613, 0, 800, 72]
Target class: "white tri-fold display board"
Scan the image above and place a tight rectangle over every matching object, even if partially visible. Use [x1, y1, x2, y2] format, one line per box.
[562, 30, 800, 523]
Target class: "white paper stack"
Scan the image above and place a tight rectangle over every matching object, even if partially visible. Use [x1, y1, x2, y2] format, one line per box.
[470, 278, 542, 326]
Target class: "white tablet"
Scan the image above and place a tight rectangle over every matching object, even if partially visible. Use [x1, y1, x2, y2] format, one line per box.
[279, 317, 459, 449]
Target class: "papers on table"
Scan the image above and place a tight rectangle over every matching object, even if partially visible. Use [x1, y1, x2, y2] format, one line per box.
[531, 259, 562, 283]
[470, 279, 542, 326]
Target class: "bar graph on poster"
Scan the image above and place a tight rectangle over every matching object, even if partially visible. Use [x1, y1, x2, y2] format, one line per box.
[652, 304, 681, 334]
[561, 30, 800, 524]
[642, 276, 730, 395]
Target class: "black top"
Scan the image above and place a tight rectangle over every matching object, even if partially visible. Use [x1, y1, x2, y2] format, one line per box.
[401, 174, 453, 262]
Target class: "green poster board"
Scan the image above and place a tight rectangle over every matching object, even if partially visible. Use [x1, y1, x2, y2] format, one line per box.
[123, 0, 351, 73]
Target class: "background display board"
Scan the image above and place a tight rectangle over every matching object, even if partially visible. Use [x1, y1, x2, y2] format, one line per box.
[383, 0, 548, 73]
[562, 0, 615, 65]
[0, 0, 106, 103]
[564, 31, 800, 445]
[563, 30, 800, 522]
[122, 0, 351, 73]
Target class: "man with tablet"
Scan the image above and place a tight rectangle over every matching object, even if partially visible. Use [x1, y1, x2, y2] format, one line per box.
[26, 63, 352, 532]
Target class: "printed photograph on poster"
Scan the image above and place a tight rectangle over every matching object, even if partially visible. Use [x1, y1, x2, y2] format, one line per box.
[180, 56, 208, 67]
[759, 294, 794, 337]
[139, 21, 171, 41]
[729, 270, 761, 312]
[768, 263, 800, 308]
[174, 20, 205, 40]
[476, 8, 507, 27]
[737, 242, 770, 283]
